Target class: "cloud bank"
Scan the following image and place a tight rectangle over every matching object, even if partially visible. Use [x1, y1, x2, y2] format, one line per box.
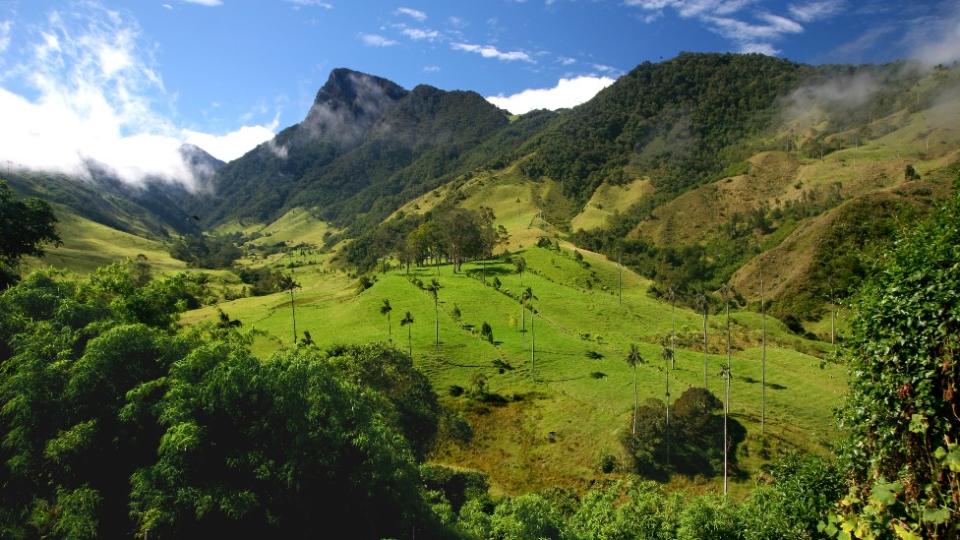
[486, 75, 616, 115]
[0, 4, 275, 189]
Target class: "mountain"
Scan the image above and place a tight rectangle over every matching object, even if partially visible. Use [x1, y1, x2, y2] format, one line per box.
[4, 144, 224, 239]
[194, 68, 521, 233]
[14, 55, 960, 323]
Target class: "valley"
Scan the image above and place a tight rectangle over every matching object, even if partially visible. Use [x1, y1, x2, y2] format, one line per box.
[4, 50, 960, 538]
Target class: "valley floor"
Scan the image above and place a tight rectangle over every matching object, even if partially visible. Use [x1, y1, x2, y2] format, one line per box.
[181, 246, 846, 497]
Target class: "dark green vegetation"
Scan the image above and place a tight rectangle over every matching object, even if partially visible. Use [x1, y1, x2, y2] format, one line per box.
[0, 264, 445, 538]
[193, 68, 537, 236]
[520, 53, 804, 202]
[824, 182, 960, 539]
[0, 180, 60, 288]
[0, 264, 847, 538]
[621, 387, 746, 480]
[344, 205, 499, 272]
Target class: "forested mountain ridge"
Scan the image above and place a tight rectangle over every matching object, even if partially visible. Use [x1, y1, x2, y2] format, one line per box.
[13, 53, 960, 324]
[193, 68, 519, 232]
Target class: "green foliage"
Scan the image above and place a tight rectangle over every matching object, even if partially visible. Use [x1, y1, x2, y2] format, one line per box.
[235, 266, 288, 296]
[324, 343, 442, 459]
[520, 53, 805, 203]
[420, 464, 490, 513]
[830, 186, 960, 539]
[130, 343, 431, 538]
[0, 266, 448, 539]
[480, 321, 494, 343]
[345, 204, 498, 273]
[621, 387, 745, 478]
[169, 232, 242, 269]
[0, 180, 61, 288]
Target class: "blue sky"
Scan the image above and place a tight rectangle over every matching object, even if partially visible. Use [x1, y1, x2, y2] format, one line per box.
[0, 0, 957, 184]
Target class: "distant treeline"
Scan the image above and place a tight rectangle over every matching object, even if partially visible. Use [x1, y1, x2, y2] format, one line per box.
[342, 205, 504, 273]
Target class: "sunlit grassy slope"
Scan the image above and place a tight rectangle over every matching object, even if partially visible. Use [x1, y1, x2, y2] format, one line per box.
[24, 206, 187, 274]
[184, 245, 844, 498]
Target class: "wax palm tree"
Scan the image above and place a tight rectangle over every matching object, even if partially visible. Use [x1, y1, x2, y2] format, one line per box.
[668, 287, 677, 369]
[625, 344, 644, 435]
[697, 293, 709, 387]
[427, 279, 441, 350]
[661, 344, 674, 465]
[721, 282, 733, 497]
[522, 287, 539, 379]
[380, 299, 393, 343]
[400, 311, 414, 357]
[278, 273, 301, 345]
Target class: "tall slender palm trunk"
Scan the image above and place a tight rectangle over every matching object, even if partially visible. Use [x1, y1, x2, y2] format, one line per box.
[760, 267, 766, 436]
[290, 288, 297, 345]
[632, 365, 638, 435]
[723, 289, 732, 497]
[703, 301, 709, 387]
[530, 306, 536, 380]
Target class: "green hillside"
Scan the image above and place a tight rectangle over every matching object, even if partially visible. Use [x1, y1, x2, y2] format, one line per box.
[10, 51, 960, 508]
[182, 245, 843, 496]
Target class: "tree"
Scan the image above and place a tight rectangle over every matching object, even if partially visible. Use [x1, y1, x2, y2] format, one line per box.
[380, 299, 393, 342]
[480, 322, 494, 344]
[668, 287, 677, 369]
[400, 311, 415, 357]
[721, 284, 733, 498]
[660, 345, 674, 465]
[427, 279, 441, 350]
[697, 293, 709, 387]
[625, 344, 644, 435]
[515, 256, 527, 332]
[522, 287, 538, 380]
[278, 273, 301, 345]
[0, 180, 61, 288]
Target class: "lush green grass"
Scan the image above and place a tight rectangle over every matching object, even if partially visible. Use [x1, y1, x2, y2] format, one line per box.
[184, 245, 846, 498]
[24, 207, 187, 274]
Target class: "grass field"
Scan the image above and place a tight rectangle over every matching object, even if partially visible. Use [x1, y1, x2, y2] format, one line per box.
[183, 244, 846, 498]
[24, 206, 188, 274]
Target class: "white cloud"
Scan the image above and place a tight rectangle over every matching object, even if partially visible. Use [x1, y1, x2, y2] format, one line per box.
[396, 7, 427, 21]
[181, 0, 222, 6]
[0, 20, 11, 53]
[360, 33, 398, 47]
[452, 42, 533, 62]
[161, 4, 174, 10]
[285, 0, 334, 8]
[398, 26, 440, 41]
[423, 64, 441, 72]
[907, 4, 960, 66]
[182, 120, 277, 162]
[788, 0, 845, 22]
[0, 4, 275, 189]
[625, 0, 806, 55]
[592, 63, 621, 75]
[486, 75, 616, 114]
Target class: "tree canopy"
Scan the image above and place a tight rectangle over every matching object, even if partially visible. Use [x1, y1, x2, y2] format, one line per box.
[0, 180, 60, 288]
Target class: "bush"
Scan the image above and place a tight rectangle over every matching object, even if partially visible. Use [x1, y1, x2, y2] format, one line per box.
[828, 185, 960, 539]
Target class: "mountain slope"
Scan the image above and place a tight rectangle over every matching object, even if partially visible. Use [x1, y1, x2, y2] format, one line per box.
[198, 68, 531, 234]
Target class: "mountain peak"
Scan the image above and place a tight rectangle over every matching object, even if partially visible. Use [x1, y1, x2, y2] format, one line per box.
[314, 68, 408, 107]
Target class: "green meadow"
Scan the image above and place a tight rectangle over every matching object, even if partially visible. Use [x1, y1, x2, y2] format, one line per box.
[183, 244, 846, 497]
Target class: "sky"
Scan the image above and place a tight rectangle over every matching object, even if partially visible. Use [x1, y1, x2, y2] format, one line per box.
[0, 0, 958, 187]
